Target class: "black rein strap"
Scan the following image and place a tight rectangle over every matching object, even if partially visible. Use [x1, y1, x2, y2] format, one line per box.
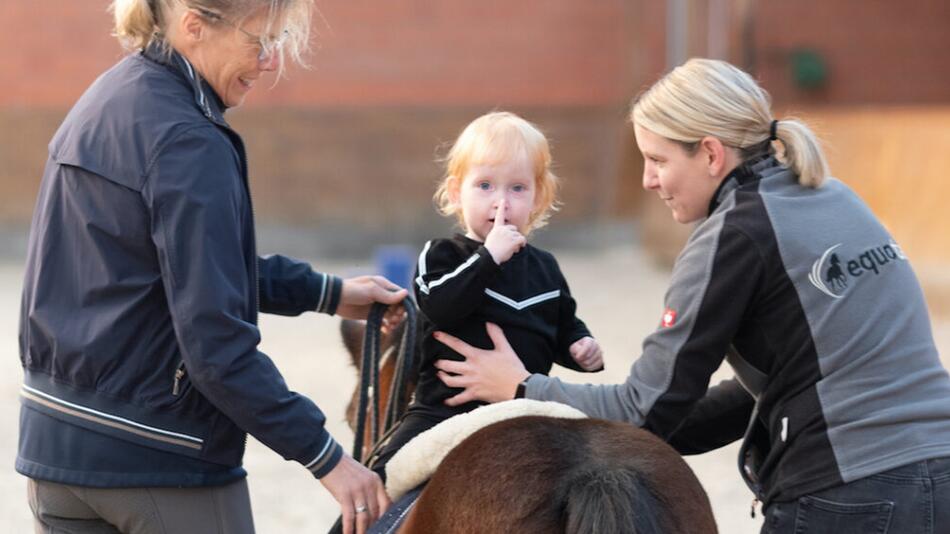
[352, 298, 418, 464]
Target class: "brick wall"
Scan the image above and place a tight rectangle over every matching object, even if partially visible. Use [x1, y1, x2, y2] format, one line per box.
[752, 0, 950, 106]
[0, 1, 639, 108]
[0, 1, 644, 235]
[3, 0, 949, 244]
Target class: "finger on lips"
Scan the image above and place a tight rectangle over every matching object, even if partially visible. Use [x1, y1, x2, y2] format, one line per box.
[495, 199, 507, 227]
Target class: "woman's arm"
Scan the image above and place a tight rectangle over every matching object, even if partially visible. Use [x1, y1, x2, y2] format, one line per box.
[257, 254, 342, 316]
[145, 127, 345, 477]
[258, 256, 407, 319]
[435, 220, 764, 441]
[666, 378, 754, 454]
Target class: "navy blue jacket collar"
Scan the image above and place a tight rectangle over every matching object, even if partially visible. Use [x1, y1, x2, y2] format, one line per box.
[142, 41, 229, 127]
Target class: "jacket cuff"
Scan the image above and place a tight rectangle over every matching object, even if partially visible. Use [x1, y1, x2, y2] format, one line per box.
[314, 274, 344, 315]
[303, 432, 344, 479]
[523, 373, 545, 400]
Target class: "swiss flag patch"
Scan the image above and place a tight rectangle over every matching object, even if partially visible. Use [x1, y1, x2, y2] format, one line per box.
[661, 308, 677, 328]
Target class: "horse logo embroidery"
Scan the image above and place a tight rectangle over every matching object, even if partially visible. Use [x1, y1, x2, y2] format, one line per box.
[809, 241, 907, 299]
[826, 254, 847, 290]
[808, 244, 846, 299]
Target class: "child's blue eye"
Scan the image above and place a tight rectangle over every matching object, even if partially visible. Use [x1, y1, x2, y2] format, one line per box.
[478, 182, 492, 191]
[511, 184, 526, 193]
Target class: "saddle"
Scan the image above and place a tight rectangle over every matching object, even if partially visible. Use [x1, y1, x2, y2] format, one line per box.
[384, 399, 587, 500]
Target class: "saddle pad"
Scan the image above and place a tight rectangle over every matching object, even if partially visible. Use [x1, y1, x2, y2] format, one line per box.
[384, 399, 587, 499]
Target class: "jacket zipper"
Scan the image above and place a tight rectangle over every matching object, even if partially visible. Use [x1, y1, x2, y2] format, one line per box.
[232, 132, 259, 316]
[738, 400, 767, 517]
[197, 81, 257, 317]
[172, 361, 187, 396]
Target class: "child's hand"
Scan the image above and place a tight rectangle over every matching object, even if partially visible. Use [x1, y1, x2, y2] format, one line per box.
[569, 336, 603, 371]
[484, 199, 526, 264]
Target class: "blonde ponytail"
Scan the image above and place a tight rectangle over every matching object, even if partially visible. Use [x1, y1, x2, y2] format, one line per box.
[111, 0, 162, 50]
[632, 58, 830, 188]
[772, 118, 829, 188]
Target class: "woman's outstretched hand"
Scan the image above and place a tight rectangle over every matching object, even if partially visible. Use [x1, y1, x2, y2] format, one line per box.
[336, 275, 408, 321]
[433, 322, 531, 405]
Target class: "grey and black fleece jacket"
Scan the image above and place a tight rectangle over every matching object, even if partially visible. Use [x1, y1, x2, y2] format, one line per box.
[525, 155, 950, 504]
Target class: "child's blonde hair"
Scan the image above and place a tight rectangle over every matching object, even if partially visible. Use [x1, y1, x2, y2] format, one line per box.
[434, 111, 560, 232]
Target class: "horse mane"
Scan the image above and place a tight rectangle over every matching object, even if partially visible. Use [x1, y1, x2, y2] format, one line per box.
[564, 468, 666, 534]
[560, 421, 675, 534]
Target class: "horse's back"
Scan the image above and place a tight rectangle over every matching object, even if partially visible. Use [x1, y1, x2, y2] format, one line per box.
[400, 416, 717, 534]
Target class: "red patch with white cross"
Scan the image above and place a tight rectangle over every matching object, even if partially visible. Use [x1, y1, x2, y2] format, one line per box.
[661, 308, 677, 328]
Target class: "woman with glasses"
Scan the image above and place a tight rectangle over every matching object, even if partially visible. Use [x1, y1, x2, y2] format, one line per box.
[17, 1, 404, 533]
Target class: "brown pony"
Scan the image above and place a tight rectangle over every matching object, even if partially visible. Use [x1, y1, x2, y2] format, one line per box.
[400, 416, 717, 534]
[341, 312, 718, 534]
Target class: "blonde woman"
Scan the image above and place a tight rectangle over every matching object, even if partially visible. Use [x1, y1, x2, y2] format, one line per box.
[433, 60, 950, 533]
[17, 2, 407, 533]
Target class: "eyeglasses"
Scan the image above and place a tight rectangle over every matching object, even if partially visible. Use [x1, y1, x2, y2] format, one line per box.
[194, 8, 290, 62]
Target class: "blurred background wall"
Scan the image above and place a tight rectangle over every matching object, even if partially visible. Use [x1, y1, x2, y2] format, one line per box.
[0, 0, 948, 311]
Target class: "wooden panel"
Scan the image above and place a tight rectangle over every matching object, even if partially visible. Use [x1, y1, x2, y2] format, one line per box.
[799, 107, 950, 265]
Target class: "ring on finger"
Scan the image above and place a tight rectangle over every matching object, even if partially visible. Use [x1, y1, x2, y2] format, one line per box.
[355, 504, 368, 514]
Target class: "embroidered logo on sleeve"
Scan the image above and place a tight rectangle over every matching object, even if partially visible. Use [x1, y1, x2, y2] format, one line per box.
[661, 309, 677, 328]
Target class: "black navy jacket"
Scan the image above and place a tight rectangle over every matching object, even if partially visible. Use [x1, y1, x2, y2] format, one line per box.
[412, 234, 597, 416]
[17, 45, 344, 487]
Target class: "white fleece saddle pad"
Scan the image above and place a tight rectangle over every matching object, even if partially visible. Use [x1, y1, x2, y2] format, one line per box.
[384, 399, 588, 499]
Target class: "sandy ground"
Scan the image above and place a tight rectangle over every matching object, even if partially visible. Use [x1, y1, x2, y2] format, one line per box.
[2, 247, 948, 533]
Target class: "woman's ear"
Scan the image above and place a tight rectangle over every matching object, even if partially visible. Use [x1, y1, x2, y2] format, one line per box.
[699, 136, 727, 178]
[179, 9, 205, 43]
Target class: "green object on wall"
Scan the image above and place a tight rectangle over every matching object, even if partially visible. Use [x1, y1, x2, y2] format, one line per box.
[790, 49, 828, 90]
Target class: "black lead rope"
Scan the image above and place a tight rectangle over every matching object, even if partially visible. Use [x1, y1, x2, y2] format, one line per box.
[352, 298, 418, 464]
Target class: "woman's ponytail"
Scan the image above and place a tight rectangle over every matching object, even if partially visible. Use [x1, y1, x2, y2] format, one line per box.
[772, 118, 829, 188]
[111, 0, 160, 51]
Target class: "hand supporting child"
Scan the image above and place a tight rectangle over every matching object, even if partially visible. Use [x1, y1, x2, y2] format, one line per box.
[484, 199, 527, 265]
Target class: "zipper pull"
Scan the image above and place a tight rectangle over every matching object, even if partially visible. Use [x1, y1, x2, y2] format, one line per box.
[750, 497, 760, 518]
[173, 368, 185, 396]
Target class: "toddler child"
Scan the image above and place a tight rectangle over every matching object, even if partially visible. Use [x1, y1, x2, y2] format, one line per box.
[370, 111, 603, 479]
